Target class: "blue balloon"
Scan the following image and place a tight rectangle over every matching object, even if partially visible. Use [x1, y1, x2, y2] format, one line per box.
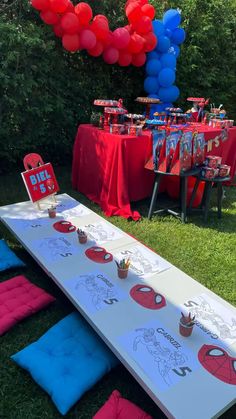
[158, 85, 180, 102]
[144, 77, 159, 94]
[146, 59, 162, 76]
[165, 28, 172, 38]
[158, 68, 175, 87]
[160, 53, 176, 69]
[156, 36, 170, 53]
[168, 44, 180, 58]
[152, 20, 165, 37]
[171, 28, 186, 45]
[163, 9, 181, 30]
[147, 51, 159, 60]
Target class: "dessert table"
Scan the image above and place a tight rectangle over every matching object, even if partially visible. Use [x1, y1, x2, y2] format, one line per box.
[0, 193, 235, 419]
[72, 124, 236, 220]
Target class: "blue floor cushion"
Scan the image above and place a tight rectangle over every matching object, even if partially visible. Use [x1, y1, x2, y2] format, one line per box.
[0, 239, 25, 272]
[11, 312, 118, 415]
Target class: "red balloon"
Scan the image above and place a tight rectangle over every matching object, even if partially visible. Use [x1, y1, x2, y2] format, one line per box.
[132, 51, 146, 66]
[91, 18, 109, 41]
[141, 4, 155, 19]
[53, 21, 64, 37]
[112, 28, 130, 50]
[133, 16, 152, 34]
[124, 24, 132, 34]
[40, 10, 59, 25]
[118, 51, 132, 66]
[126, 3, 142, 24]
[88, 41, 103, 57]
[74, 2, 93, 25]
[128, 33, 144, 53]
[103, 47, 119, 64]
[79, 29, 96, 50]
[31, 0, 50, 11]
[62, 33, 80, 52]
[50, 0, 69, 14]
[61, 13, 80, 34]
[65, 1, 74, 12]
[102, 31, 113, 48]
[93, 14, 109, 24]
[142, 32, 157, 52]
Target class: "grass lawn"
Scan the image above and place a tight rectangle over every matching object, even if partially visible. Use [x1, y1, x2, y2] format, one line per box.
[0, 166, 235, 419]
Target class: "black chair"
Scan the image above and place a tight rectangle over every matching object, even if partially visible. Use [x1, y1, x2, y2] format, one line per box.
[148, 167, 201, 223]
[189, 175, 231, 222]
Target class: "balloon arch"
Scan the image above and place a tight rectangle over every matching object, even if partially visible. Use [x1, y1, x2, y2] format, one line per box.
[31, 1, 185, 104]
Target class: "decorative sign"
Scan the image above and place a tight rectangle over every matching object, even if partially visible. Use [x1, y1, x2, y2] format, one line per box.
[64, 272, 127, 314]
[119, 320, 199, 391]
[21, 163, 59, 203]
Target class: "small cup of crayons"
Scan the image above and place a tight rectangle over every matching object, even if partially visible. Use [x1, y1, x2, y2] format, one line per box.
[116, 258, 130, 279]
[77, 229, 87, 244]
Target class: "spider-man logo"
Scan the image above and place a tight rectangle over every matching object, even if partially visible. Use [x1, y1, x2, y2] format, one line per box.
[46, 178, 55, 191]
[53, 220, 76, 233]
[130, 284, 166, 310]
[85, 246, 113, 263]
[198, 344, 236, 385]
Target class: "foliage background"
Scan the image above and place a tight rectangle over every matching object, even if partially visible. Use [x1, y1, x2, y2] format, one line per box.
[0, 0, 235, 172]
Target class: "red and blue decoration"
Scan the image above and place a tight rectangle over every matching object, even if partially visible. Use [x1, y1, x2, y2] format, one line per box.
[198, 345, 236, 385]
[130, 284, 166, 310]
[85, 246, 113, 263]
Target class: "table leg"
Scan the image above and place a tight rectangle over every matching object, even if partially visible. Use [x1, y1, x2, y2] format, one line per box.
[148, 173, 162, 220]
[217, 183, 223, 218]
[180, 176, 187, 223]
[203, 182, 213, 222]
[189, 178, 200, 210]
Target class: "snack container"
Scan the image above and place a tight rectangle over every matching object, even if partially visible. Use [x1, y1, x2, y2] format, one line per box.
[128, 125, 143, 136]
[218, 164, 231, 177]
[109, 124, 125, 135]
[179, 131, 192, 172]
[205, 155, 222, 168]
[201, 167, 219, 179]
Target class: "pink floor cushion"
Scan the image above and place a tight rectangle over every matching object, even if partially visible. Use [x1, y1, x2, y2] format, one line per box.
[93, 390, 153, 419]
[0, 275, 55, 335]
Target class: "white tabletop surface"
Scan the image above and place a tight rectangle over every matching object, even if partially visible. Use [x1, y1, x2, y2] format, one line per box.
[0, 193, 235, 419]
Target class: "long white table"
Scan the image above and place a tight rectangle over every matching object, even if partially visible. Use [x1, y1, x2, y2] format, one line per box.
[0, 193, 235, 419]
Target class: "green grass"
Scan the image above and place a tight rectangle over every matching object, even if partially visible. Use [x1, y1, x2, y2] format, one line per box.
[0, 166, 235, 419]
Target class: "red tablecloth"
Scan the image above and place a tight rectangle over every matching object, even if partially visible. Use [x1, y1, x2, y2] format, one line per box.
[72, 124, 236, 220]
[72, 125, 154, 220]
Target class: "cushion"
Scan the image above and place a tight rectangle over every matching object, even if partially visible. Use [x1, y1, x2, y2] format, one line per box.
[11, 312, 118, 415]
[0, 275, 55, 335]
[93, 390, 153, 419]
[0, 239, 25, 272]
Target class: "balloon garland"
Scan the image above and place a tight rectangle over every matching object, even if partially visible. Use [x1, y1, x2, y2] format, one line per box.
[31, 0, 158, 67]
[145, 9, 186, 110]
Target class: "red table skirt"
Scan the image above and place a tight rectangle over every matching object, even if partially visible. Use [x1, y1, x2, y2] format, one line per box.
[72, 125, 154, 220]
[72, 124, 236, 220]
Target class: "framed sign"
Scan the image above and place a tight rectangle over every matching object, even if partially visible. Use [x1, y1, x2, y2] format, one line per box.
[21, 163, 59, 203]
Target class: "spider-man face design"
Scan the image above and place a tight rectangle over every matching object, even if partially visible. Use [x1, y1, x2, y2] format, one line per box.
[130, 284, 166, 310]
[85, 246, 113, 263]
[46, 178, 55, 191]
[53, 220, 76, 233]
[198, 345, 236, 385]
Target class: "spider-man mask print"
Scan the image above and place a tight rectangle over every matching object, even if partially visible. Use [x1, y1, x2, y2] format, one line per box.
[85, 246, 113, 263]
[130, 284, 166, 310]
[53, 220, 76, 233]
[198, 344, 236, 385]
